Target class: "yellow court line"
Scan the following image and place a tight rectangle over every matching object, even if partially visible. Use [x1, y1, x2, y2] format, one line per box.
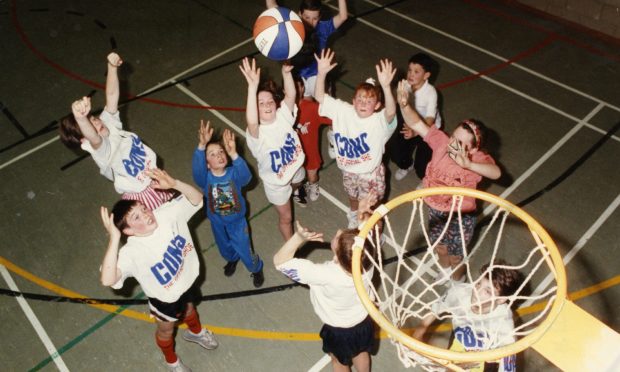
[2, 256, 618, 341]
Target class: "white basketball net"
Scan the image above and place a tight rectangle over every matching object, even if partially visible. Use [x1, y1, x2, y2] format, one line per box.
[358, 194, 560, 371]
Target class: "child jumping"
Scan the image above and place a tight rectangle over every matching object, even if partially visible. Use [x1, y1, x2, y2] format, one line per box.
[239, 58, 306, 240]
[59, 52, 173, 210]
[191, 120, 264, 288]
[397, 80, 501, 281]
[315, 49, 397, 228]
[414, 260, 521, 371]
[100, 168, 218, 372]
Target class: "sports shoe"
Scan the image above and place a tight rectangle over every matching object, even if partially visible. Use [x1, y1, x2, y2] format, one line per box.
[292, 187, 307, 207]
[327, 129, 336, 159]
[223, 260, 238, 277]
[346, 210, 359, 229]
[167, 358, 192, 372]
[305, 182, 320, 202]
[251, 269, 264, 288]
[183, 329, 219, 350]
[394, 165, 413, 181]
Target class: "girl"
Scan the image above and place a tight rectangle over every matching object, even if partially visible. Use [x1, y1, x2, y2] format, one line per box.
[59, 53, 173, 210]
[397, 80, 501, 282]
[315, 49, 397, 228]
[239, 58, 306, 240]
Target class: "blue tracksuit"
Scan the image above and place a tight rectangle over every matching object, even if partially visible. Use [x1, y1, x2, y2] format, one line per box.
[192, 148, 263, 273]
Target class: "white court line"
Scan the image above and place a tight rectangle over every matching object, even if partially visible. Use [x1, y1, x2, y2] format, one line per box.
[1, 264, 69, 371]
[0, 38, 253, 172]
[522, 192, 620, 307]
[308, 354, 332, 372]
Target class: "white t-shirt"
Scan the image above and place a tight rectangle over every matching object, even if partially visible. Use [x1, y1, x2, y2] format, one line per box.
[81, 110, 157, 194]
[412, 80, 442, 128]
[246, 105, 305, 186]
[112, 195, 203, 303]
[319, 95, 396, 174]
[432, 283, 516, 371]
[276, 258, 373, 328]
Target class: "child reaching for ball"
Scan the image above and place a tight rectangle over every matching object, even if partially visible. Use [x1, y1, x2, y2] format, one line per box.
[397, 80, 501, 282]
[59, 52, 173, 210]
[239, 57, 306, 240]
[315, 49, 398, 228]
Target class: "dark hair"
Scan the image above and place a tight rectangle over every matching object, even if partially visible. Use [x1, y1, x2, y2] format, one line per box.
[480, 259, 522, 297]
[354, 81, 383, 107]
[335, 229, 377, 274]
[458, 118, 486, 150]
[59, 114, 85, 149]
[408, 53, 436, 77]
[258, 79, 284, 106]
[111, 199, 140, 234]
[299, 0, 322, 13]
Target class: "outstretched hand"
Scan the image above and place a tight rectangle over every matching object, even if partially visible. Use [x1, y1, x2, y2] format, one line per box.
[145, 168, 177, 190]
[223, 129, 237, 157]
[376, 59, 396, 88]
[447, 140, 472, 169]
[198, 119, 213, 149]
[396, 80, 410, 108]
[295, 221, 324, 242]
[401, 126, 417, 139]
[281, 61, 294, 74]
[358, 191, 378, 221]
[107, 52, 123, 68]
[315, 48, 337, 75]
[71, 96, 92, 119]
[100, 206, 121, 239]
[239, 57, 261, 89]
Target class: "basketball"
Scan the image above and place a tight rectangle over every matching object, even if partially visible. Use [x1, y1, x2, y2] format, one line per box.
[253, 7, 305, 61]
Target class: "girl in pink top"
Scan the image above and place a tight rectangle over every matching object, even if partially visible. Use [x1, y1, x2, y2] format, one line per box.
[396, 80, 501, 282]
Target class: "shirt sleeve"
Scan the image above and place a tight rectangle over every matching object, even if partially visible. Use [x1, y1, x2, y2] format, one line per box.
[110, 247, 136, 290]
[423, 125, 448, 151]
[99, 109, 123, 130]
[82, 136, 114, 181]
[276, 258, 332, 286]
[232, 156, 252, 187]
[192, 148, 208, 189]
[167, 194, 203, 223]
[318, 95, 341, 120]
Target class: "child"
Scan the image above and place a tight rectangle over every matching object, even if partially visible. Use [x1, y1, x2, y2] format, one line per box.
[397, 80, 501, 281]
[315, 49, 397, 228]
[294, 76, 332, 202]
[99, 168, 218, 372]
[59, 53, 173, 210]
[389, 53, 442, 181]
[191, 120, 264, 288]
[239, 58, 306, 240]
[274, 219, 377, 372]
[413, 261, 521, 371]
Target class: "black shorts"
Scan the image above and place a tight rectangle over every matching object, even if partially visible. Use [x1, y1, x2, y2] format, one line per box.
[320, 316, 375, 366]
[147, 283, 201, 322]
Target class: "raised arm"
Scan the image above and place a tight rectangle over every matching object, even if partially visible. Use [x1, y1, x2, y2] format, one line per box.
[332, 0, 349, 28]
[377, 59, 397, 123]
[449, 146, 502, 180]
[266, 0, 277, 8]
[314, 49, 338, 104]
[239, 57, 260, 138]
[397, 80, 430, 137]
[192, 119, 213, 188]
[412, 312, 437, 341]
[104, 52, 122, 114]
[72, 96, 103, 149]
[273, 221, 324, 266]
[100, 207, 123, 286]
[281, 63, 296, 112]
[147, 168, 203, 206]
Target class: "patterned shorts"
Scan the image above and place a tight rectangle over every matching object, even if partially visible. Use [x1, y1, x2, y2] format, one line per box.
[428, 207, 477, 257]
[342, 164, 386, 201]
[122, 186, 175, 211]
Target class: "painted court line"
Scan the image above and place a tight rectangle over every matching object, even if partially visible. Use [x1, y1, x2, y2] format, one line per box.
[0, 264, 69, 372]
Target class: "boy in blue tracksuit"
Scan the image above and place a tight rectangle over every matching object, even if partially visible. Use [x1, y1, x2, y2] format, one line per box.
[192, 120, 264, 287]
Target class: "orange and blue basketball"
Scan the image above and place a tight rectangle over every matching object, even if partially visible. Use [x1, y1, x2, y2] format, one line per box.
[253, 7, 305, 61]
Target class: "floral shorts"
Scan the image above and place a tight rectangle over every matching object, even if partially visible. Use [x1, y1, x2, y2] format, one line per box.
[342, 164, 386, 201]
[428, 207, 476, 256]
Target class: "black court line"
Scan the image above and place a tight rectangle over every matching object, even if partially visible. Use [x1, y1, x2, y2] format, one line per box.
[1, 101, 29, 138]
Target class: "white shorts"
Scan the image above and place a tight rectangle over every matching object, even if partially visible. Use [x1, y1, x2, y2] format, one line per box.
[302, 75, 317, 98]
[263, 167, 305, 206]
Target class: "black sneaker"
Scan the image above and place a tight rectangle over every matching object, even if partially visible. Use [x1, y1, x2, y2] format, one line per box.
[292, 187, 307, 208]
[223, 260, 238, 277]
[251, 269, 264, 288]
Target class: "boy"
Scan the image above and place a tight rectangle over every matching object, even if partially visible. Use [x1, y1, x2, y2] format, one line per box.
[389, 53, 442, 181]
[100, 168, 218, 372]
[191, 120, 264, 287]
[413, 261, 521, 372]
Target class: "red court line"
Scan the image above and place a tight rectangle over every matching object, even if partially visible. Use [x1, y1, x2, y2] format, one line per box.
[461, 0, 620, 63]
[437, 34, 558, 90]
[9, 0, 245, 113]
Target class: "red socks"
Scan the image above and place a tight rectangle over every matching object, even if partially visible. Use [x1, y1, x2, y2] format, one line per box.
[156, 335, 177, 364]
[184, 307, 203, 334]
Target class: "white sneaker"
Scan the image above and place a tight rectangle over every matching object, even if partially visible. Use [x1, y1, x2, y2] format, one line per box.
[305, 182, 320, 201]
[327, 129, 336, 159]
[167, 358, 192, 372]
[183, 329, 219, 350]
[346, 210, 359, 229]
[394, 165, 413, 181]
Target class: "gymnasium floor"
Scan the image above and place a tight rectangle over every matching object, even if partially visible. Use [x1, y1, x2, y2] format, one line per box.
[1, 0, 619, 371]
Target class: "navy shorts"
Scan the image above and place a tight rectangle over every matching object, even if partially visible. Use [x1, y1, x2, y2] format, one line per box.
[428, 207, 477, 256]
[320, 316, 374, 366]
[147, 283, 200, 322]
